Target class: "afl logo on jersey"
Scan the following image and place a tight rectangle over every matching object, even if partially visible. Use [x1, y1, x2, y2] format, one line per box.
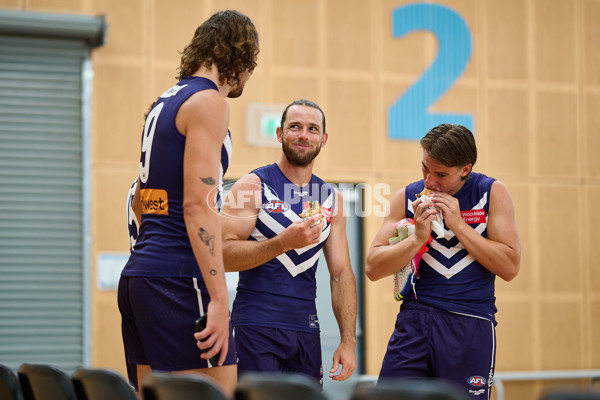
[468, 376, 486, 387]
[263, 200, 289, 213]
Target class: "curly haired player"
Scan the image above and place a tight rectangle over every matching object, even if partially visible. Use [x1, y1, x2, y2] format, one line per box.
[118, 10, 259, 397]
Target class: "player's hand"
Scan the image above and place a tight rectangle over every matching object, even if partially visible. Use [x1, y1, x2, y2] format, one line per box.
[430, 192, 462, 231]
[194, 298, 230, 366]
[280, 214, 324, 250]
[329, 341, 356, 381]
[413, 198, 439, 243]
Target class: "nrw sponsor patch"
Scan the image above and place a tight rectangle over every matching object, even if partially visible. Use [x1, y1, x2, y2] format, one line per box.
[468, 376, 487, 387]
[263, 200, 289, 213]
[461, 209, 486, 224]
[140, 189, 168, 215]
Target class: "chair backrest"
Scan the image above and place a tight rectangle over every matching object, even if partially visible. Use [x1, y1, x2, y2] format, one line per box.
[541, 390, 600, 400]
[351, 378, 468, 400]
[18, 363, 77, 400]
[235, 372, 328, 400]
[142, 372, 229, 400]
[0, 363, 24, 400]
[71, 368, 137, 400]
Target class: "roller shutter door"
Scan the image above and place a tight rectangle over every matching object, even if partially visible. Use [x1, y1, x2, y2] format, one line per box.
[0, 11, 104, 372]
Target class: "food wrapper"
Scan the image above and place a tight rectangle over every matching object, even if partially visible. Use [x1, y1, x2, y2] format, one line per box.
[417, 194, 445, 239]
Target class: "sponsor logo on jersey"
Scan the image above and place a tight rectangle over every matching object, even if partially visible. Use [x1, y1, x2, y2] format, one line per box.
[322, 206, 332, 223]
[160, 84, 187, 98]
[469, 389, 486, 395]
[140, 189, 169, 215]
[461, 209, 486, 224]
[468, 376, 487, 387]
[309, 314, 319, 329]
[263, 200, 289, 213]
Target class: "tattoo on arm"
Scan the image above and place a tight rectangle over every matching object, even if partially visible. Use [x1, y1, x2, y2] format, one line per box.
[209, 268, 217, 276]
[200, 177, 216, 185]
[198, 227, 215, 256]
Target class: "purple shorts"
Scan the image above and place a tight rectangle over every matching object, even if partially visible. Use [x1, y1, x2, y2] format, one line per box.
[234, 325, 323, 388]
[379, 301, 496, 398]
[117, 276, 237, 389]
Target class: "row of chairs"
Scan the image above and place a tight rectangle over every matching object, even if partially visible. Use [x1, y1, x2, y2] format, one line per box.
[2, 363, 134, 400]
[2, 362, 239, 400]
[3, 363, 337, 400]
[3, 362, 599, 400]
[0, 362, 471, 400]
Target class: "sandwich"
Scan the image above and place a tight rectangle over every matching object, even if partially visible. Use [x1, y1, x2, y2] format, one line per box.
[415, 187, 431, 199]
[299, 201, 322, 220]
[414, 187, 445, 239]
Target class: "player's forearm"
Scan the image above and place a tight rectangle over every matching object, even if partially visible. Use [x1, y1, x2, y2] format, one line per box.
[330, 271, 357, 345]
[184, 203, 229, 302]
[365, 235, 423, 281]
[222, 236, 287, 272]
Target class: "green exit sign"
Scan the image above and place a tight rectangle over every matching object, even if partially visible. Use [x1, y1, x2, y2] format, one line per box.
[260, 113, 280, 138]
[246, 103, 286, 147]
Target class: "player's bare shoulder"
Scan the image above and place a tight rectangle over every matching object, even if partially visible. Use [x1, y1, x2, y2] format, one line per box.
[327, 187, 346, 220]
[231, 173, 261, 196]
[387, 187, 407, 222]
[223, 173, 262, 215]
[489, 180, 514, 211]
[177, 87, 229, 137]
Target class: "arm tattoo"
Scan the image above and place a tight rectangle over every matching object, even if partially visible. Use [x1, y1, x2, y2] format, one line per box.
[198, 227, 215, 256]
[200, 176, 216, 185]
[209, 268, 217, 276]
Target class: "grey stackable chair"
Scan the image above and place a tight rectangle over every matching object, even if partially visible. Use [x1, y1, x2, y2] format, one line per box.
[235, 372, 328, 400]
[541, 389, 600, 400]
[0, 363, 24, 400]
[18, 363, 77, 400]
[351, 377, 468, 400]
[143, 372, 229, 400]
[72, 367, 137, 400]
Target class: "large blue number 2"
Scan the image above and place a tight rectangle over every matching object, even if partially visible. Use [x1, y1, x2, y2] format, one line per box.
[388, 3, 473, 140]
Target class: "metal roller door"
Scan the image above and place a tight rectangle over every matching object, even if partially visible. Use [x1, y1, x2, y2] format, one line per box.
[0, 10, 104, 372]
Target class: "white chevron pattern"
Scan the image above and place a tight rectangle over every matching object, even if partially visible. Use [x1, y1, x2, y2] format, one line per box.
[422, 252, 475, 278]
[411, 192, 489, 279]
[251, 183, 333, 276]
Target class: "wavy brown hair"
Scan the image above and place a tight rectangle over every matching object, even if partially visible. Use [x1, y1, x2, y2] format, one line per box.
[420, 123, 477, 180]
[177, 10, 259, 85]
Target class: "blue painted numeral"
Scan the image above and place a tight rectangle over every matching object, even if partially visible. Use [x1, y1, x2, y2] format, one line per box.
[389, 3, 474, 140]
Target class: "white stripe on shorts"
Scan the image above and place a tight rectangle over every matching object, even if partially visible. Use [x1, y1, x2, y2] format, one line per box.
[192, 277, 213, 368]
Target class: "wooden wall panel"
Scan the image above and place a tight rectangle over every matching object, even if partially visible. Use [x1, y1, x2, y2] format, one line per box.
[6, 0, 599, 390]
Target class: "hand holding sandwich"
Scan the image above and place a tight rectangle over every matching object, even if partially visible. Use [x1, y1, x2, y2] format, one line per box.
[426, 191, 464, 233]
[278, 214, 324, 251]
[274, 201, 325, 252]
[414, 188, 445, 239]
[413, 197, 441, 244]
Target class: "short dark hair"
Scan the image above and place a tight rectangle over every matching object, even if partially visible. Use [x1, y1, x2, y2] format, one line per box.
[420, 123, 477, 179]
[280, 99, 326, 133]
[177, 10, 259, 85]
